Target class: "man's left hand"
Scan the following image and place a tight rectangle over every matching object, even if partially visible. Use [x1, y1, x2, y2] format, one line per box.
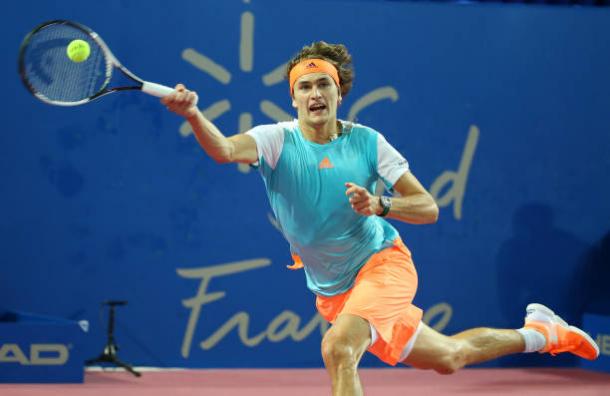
[345, 182, 381, 216]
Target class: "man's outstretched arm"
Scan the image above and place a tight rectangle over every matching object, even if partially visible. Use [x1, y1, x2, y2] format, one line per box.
[162, 84, 258, 164]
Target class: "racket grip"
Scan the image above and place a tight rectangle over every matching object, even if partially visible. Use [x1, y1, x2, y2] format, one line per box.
[141, 81, 174, 97]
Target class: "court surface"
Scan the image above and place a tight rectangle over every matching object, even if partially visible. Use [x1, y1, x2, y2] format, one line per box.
[1, 368, 609, 396]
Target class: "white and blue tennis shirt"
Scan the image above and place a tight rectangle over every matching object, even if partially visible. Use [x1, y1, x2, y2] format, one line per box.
[246, 120, 410, 296]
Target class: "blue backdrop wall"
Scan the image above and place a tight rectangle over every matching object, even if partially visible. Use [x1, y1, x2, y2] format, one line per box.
[1, 0, 609, 368]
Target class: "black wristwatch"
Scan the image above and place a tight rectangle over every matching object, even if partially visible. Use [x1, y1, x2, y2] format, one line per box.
[378, 196, 392, 217]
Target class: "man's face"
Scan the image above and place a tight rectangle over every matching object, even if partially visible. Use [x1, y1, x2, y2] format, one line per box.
[292, 72, 341, 127]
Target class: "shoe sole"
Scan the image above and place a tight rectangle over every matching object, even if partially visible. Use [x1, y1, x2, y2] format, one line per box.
[526, 303, 600, 359]
[526, 303, 557, 324]
[526, 303, 555, 318]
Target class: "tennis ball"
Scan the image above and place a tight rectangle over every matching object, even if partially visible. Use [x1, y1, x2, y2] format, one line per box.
[66, 39, 91, 63]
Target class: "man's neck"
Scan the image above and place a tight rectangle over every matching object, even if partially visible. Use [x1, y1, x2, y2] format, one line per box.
[299, 118, 341, 144]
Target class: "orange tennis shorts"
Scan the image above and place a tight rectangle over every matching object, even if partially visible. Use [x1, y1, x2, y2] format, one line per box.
[315, 238, 422, 366]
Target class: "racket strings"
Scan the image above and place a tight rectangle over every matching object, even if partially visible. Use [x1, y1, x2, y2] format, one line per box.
[21, 23, 109, 104]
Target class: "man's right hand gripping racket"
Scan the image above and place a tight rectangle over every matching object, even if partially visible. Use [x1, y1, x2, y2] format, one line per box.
[18, 20, 174, 106]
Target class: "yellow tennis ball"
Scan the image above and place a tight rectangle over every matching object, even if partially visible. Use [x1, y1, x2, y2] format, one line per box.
[66, 39, 91, 63]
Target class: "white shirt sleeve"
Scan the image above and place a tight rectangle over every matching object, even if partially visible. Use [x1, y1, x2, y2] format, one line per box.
[377, 132, 409, 190]
[245, 124, 285, 170]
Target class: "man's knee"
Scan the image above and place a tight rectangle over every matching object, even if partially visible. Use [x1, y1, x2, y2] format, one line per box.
[321, 332, 360, 370]
[435, 342, 466, 375]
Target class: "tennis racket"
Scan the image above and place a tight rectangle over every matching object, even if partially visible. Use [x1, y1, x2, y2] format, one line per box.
[18, 20, 174, 106]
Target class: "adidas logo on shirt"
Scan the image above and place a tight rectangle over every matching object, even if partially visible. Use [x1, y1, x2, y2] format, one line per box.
[318, 157, 334, 169]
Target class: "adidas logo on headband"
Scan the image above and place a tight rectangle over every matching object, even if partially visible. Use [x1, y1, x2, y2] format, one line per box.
[306, 62, 317, 68]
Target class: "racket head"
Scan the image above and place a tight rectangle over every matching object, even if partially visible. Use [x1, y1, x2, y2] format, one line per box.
[18, 20, 115, 106]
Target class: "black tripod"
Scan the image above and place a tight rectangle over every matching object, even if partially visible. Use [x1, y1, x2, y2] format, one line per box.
[86, 301, 141, 377]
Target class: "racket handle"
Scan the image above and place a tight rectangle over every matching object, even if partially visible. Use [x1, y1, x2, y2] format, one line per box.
[141, 81, 174, 97]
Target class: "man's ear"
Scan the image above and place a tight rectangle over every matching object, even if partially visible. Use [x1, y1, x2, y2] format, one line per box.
[292, 97, 297, 109]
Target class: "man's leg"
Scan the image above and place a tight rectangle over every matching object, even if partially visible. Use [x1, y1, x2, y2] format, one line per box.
[403, 303, 600, 374]
[402, 322, 524, 374]
[321, 313, 371, 396]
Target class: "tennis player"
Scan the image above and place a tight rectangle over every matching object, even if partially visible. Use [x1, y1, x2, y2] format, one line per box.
[162, 42, 599, 396]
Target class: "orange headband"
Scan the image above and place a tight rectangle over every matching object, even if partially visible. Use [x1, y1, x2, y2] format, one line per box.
[289, 58, 340, 95]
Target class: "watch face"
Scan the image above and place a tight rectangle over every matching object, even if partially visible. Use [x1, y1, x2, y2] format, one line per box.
[381, 196, 392, 208]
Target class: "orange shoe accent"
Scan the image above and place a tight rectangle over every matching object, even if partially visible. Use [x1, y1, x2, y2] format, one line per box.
[318, 156, 334, 169]
[287, 253, 304, 270]
[524, 304, 600, 360]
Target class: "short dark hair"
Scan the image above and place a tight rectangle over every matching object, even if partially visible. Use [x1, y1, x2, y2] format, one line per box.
[286, 41, 354, 97]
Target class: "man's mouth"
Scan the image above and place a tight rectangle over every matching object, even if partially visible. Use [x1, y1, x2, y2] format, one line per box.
[309, 103, 327, 112]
